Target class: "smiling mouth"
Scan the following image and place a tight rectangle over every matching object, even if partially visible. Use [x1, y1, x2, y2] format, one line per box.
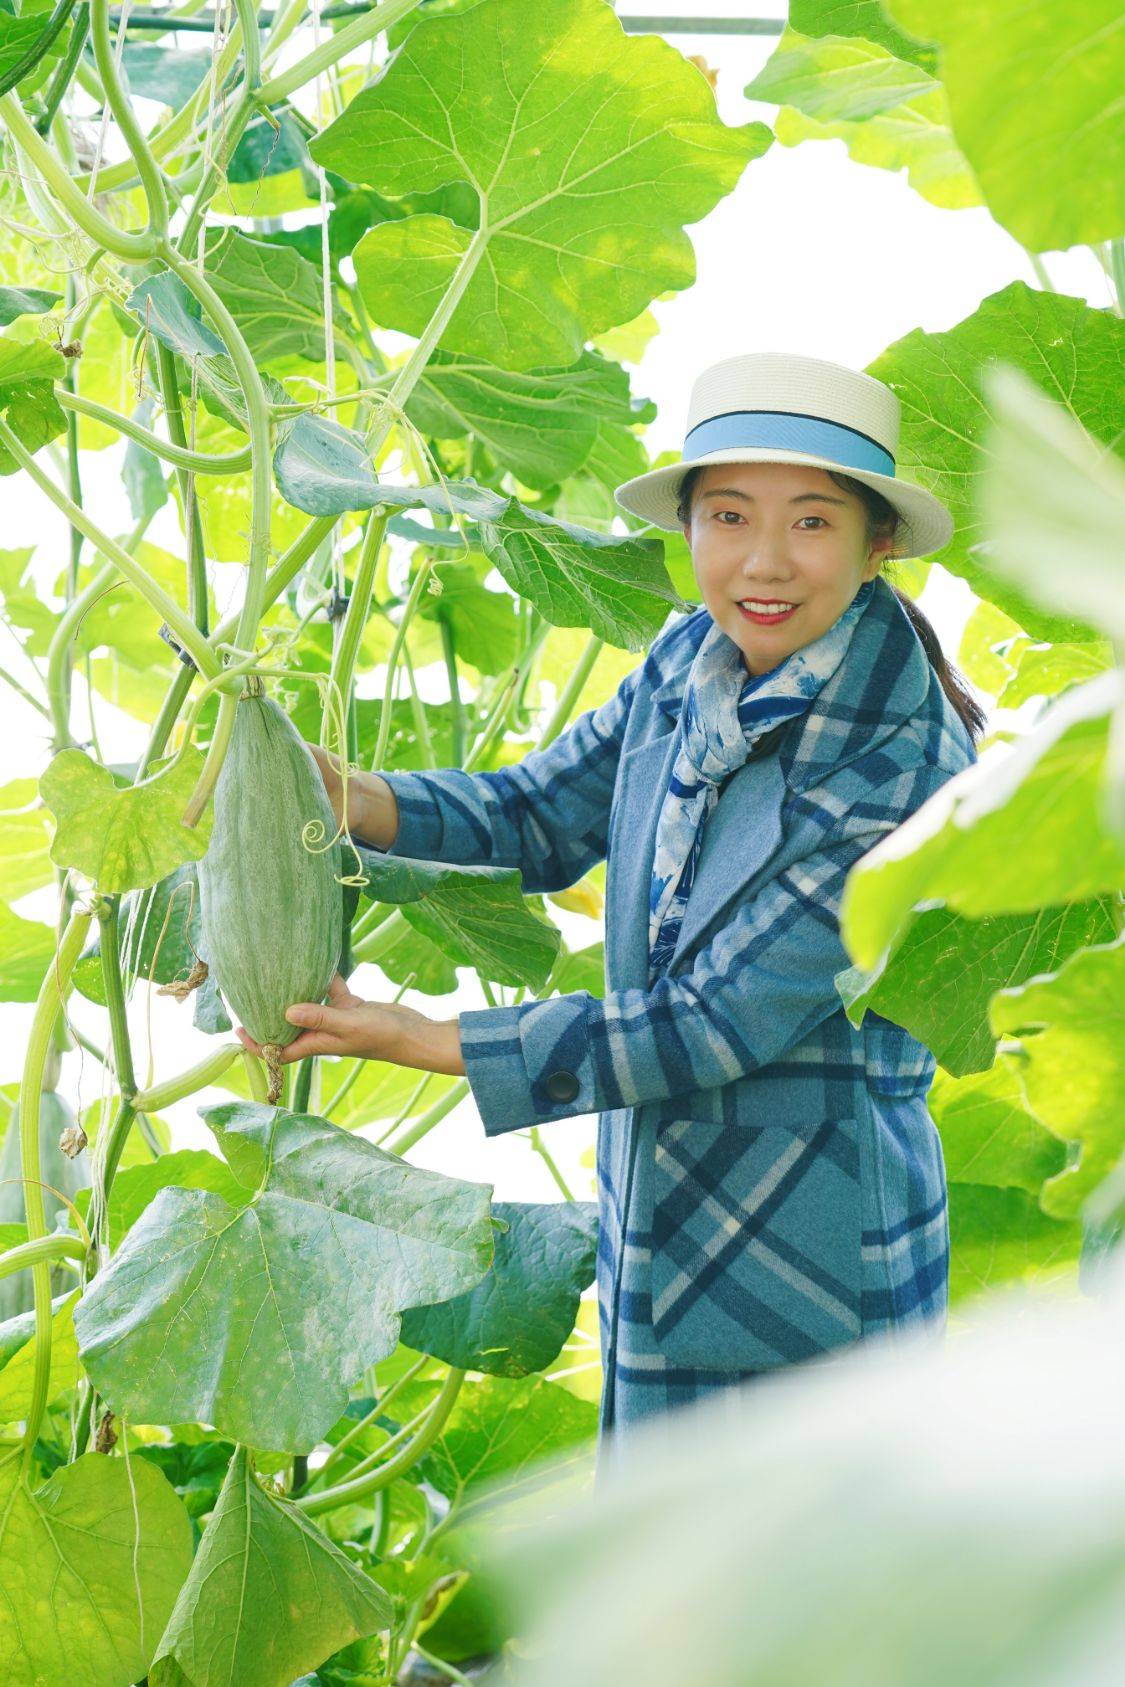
[736, 600, 799, 625]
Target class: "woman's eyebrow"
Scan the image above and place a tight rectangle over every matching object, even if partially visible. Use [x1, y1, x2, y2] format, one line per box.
[699, 487, 849, 506]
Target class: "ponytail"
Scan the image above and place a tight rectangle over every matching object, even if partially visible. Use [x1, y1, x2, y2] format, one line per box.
[825, 470, 988, 747]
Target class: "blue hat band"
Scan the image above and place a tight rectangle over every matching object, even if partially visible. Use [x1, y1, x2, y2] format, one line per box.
[683, 409, 896, 479]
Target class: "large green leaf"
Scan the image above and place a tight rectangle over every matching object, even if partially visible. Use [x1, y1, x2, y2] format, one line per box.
[0, 1291, 81, 1421]
[74, 1148, 245, 1252]
[929, 1062, 1081, 1301]
[401, 1201, 598, 1376]
[0, 332, 64, 474]
[998, 640, 1115, 710]
[420, 1375, 598, 1511]
[931, 1061, 1069, 1197]
[405, 347, 656, 491]
[74, 1100, 494, 1451]
[0, 1453, 193, 1687]
[74, 863, 227, 1035]
[419, 562, 521, 677]
[203, 227, 338, 366]
[120, 41, 210, 104]
[868, 284, 1125, 636]
[312, 0, 769, 370]
[885, 0, 1125, 249]
[990, 935, 1125, 1222]
[357, 853, 560, 991]
[0, 547, 56, 656]
[839, 673, 1125, 971]
[835, 899, 1119, 1076]
[150, 1446, 390, 1687]
[40, 748, 214, 893]
[789, 0, 938, 73]
[0, 285, 60, 326]
[745, 26, 977, 213]
[477, 499, 686, 651]
[0, 900, 55, 1002]
[978, 361, 1125, 649]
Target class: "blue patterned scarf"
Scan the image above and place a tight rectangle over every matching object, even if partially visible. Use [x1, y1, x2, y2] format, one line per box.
[648, 579, 876, 982]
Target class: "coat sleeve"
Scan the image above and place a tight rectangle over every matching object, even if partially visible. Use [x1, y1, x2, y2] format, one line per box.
[364, 662, 642, 894]
[455, 772, 944, 1135]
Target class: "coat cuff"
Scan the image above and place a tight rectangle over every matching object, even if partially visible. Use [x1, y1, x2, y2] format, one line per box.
[360, 770, 445, 859]
[458, 995, 596, 1135]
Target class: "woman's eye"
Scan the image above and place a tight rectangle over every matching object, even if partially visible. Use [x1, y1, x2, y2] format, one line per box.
[798, 515, 826, 529]
[716, 510, 742, 524]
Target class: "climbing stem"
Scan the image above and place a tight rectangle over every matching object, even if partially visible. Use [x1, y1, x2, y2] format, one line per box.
[0, 89, 157, 259]
[255, 0, 421, 104]
[98, 897, 137, 1101]
[132, 1045, 241, 1112]
[323, 507, 389, 749]
[296, 1365, 464, 1516]
[371, 558, 434, 772]
[383, 1079, 469, 1156]
[56, 388, 252, 474]
[17, 902, 93, 1464]
[90, 0, 169, 235]
[0, 417, 220, 680]
[538, 632, 603, 749]
[0, 1234, 86, 1281]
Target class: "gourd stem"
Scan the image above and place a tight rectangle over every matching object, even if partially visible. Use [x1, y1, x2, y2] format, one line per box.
[0, 1235, 86, 1281]
[17, 902, 92, 1466]
[255, 0, 422, 104]
[538, 632, 604, 750]
[99, 1097, 138, 1206]
[156, 241, 271, 829]
[0, 417, 220, 679]
[323, 507, 390, 750]
[177, 0, 270, 252]
[155, 243, 271, 647]
[155, 342, 210, 657]
[401, 643, 436, 768]
[308, 1353, 430, 1490]
[89, 0, 169, 236]
[133, 1044, 240, 1112]
[296, 1365, 464, 1516]
[528, 1125, 575, 1200]
[350, 907, 407, 964]
[56, 387, 253, 474]
[47, 512, 155, 752]
[383, 1079, 469, 1156]
[440, 617, 465, 767]
[0, 89, 158, 260]
[208, 515, 337, 650]
[34, 2, 90, 136]
[70, 10, 246, 195]
[98, 897, 137, 1100]
[290, 1057, 315, 1113]
[140, 662, 196, 776]
[371, 558, 434, 772]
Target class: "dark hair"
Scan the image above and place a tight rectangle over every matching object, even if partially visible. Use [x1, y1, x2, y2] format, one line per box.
[675, 464, 987, 746]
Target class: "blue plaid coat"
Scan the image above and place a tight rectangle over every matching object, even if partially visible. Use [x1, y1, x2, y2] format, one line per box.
[378, 576, 978, 1448]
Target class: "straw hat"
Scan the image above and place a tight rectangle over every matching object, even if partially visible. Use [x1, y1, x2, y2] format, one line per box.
[614, 351, 953, 559]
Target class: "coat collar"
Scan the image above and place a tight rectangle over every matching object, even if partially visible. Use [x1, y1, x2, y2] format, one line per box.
[646, 574, 931, 794]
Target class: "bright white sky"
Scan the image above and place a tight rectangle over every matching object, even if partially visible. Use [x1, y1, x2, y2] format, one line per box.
[1, 5, 1111, 1204]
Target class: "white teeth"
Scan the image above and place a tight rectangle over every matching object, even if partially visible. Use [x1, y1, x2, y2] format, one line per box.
[740, 600, 795, 615]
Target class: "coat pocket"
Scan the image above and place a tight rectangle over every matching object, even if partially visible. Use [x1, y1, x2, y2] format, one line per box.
[649, 1115, 863, 1371]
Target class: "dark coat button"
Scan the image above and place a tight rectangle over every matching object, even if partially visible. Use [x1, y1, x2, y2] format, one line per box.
[543, 1069, 580, 1104]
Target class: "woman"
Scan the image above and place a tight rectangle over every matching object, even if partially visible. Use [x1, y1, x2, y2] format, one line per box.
[239, 352, 986, 1450]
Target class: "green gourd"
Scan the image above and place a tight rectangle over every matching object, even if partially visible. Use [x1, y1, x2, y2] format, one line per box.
[0, 1091, 90, 1322]
[197, 683, 344, 1101]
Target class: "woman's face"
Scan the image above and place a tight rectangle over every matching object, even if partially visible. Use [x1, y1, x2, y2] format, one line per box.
[682, 461, 891, 677]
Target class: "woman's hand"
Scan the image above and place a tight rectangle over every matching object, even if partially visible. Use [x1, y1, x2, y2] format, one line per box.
[235, 973, 466, 1076]
[305, 743, 400, 850]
